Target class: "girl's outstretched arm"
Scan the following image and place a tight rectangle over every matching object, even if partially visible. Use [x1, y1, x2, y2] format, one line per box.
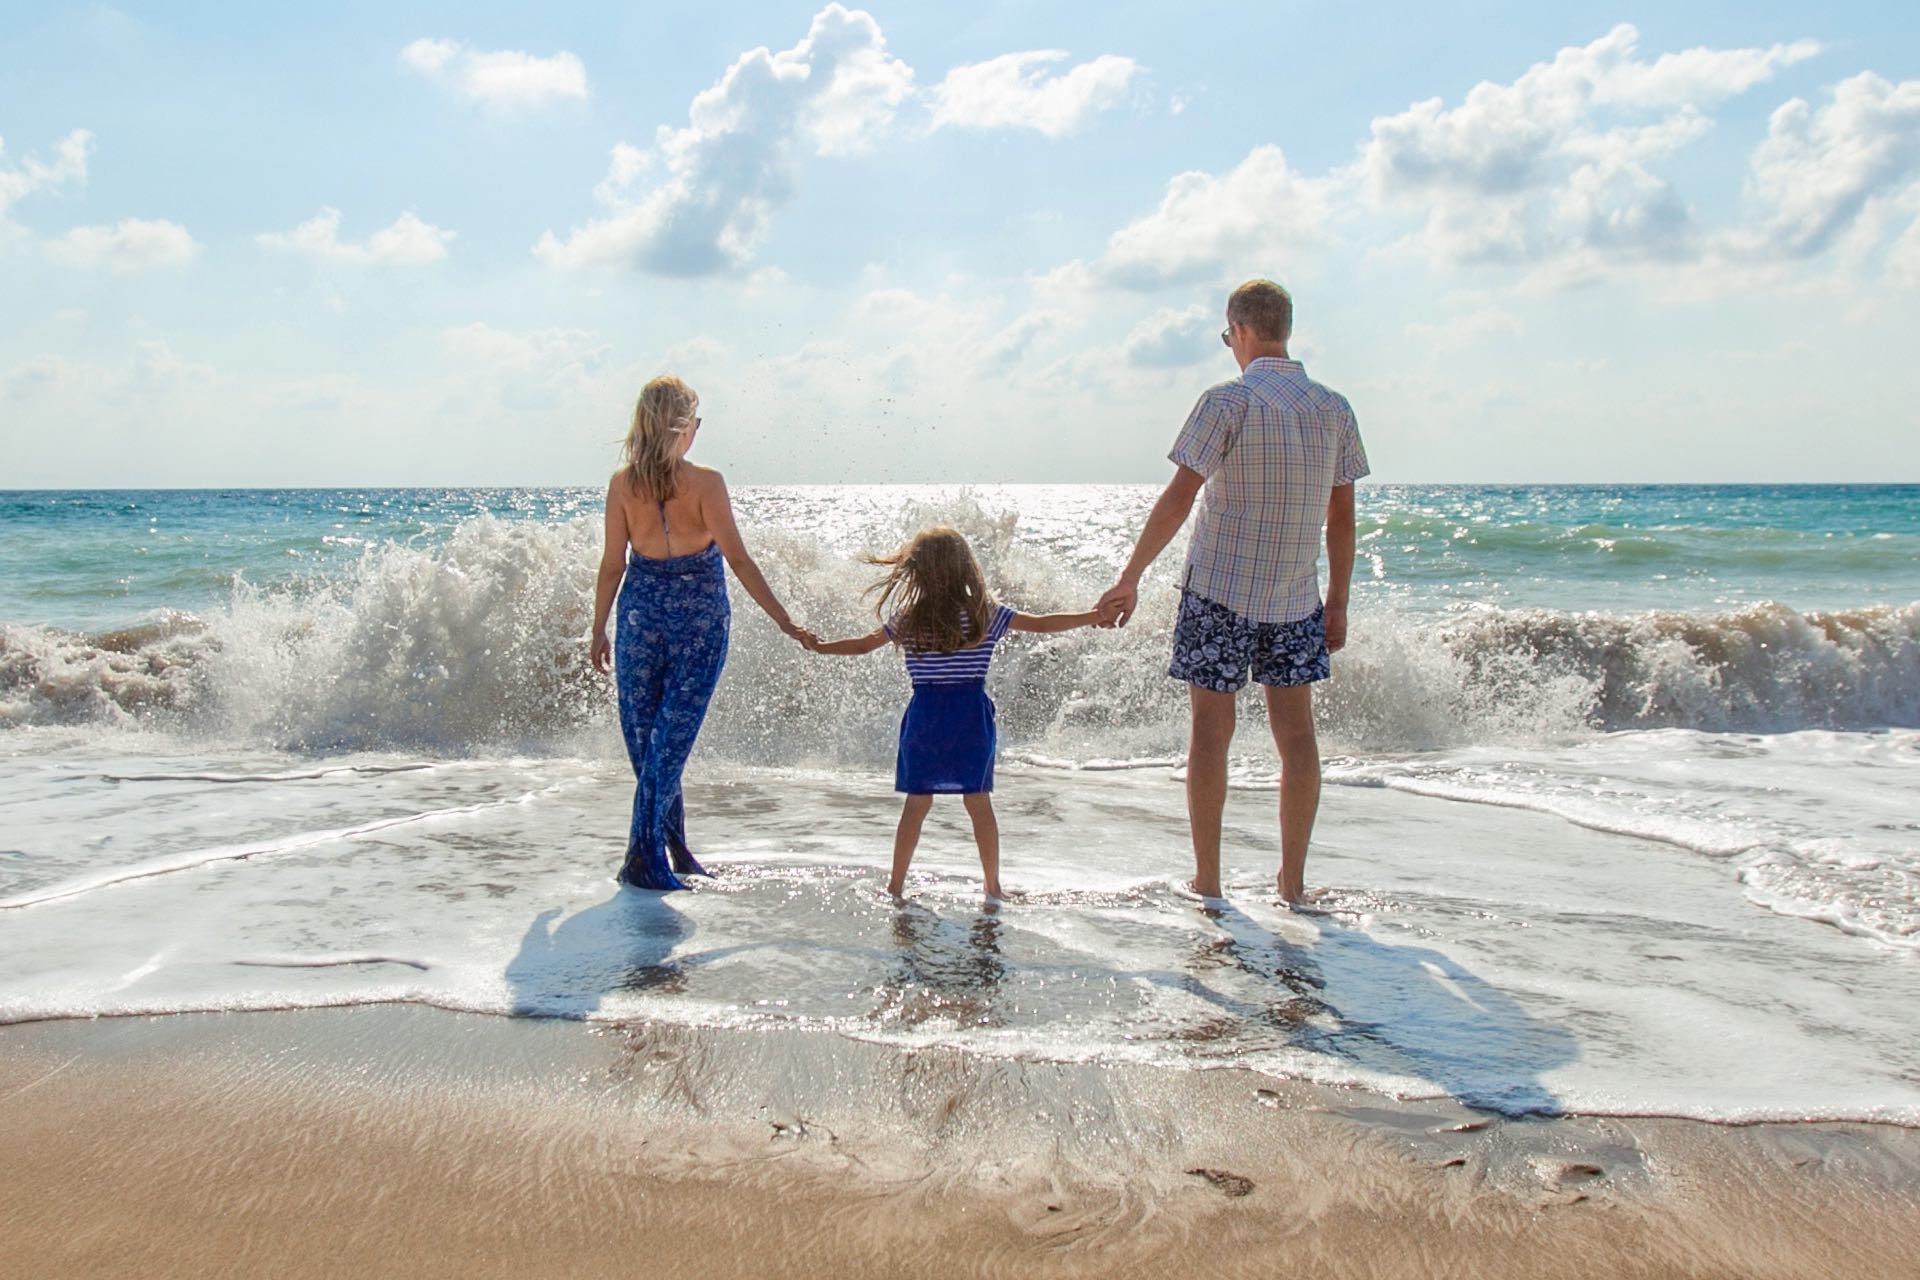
[807, 627, 890, 656]
[1009, 609, 1107, 634]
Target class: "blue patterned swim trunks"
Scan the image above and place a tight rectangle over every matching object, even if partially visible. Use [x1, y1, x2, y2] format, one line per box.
[1168, 590, 1330, 693]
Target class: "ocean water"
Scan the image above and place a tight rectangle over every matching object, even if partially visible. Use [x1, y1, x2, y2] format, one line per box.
[2, 484, 1917, 1122]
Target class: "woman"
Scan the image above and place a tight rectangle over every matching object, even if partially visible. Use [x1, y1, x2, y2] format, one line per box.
[590, 375, 809, 890]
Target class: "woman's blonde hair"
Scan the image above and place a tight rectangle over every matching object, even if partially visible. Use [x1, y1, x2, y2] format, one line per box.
[621, 375, 699, 502]
[866, 527, 995, 654]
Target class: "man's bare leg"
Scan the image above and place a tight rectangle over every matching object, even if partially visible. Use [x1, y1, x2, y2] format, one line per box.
[1262, 683, 1320, 904]
[1186, 686, 1237, 898]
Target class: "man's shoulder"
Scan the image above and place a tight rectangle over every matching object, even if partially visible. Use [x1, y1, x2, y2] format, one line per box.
[1266, 367, 1354, 419]
[1196, 378, 1253, 410]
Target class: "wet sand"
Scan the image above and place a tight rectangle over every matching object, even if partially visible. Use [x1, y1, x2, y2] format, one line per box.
[3, 1005, 1918, 1279]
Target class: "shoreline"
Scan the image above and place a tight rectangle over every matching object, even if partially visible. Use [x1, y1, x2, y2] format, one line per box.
[6, 1005, 1918, 1279]
[8, 997, 1920, 1131]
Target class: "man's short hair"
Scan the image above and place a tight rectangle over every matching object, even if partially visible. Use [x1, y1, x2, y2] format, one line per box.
[1227, 279, 1292, 343]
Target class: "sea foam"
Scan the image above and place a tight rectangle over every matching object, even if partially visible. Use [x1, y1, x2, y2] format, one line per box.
[3, 505, 1914, 758]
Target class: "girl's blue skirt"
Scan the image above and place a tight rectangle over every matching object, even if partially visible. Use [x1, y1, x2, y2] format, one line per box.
[896, 680, 997, 795]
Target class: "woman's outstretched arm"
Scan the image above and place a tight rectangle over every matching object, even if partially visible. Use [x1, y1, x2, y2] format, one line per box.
[591, 477, 628, 674]
[700, 470, 810, 642]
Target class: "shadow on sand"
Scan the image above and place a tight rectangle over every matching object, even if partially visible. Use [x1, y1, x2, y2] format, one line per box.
[505, 889, 694, 1018]
[502, 882, 1576, 1117]
[873, 904, 1008, 1029]
[1202, 904, 1578, 1116]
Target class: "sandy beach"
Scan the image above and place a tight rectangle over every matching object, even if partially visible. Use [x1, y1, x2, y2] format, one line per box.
[5, 1005, 1917, 1280]
[10, 0, 1920, 1270]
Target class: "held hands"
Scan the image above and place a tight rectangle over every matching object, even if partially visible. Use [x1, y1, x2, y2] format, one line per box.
[777, 617, 823, 650]
[1095, 580, 1139, 627]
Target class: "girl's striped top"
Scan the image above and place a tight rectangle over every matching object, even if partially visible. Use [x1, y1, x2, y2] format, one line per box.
[886, 604, 1016, 686]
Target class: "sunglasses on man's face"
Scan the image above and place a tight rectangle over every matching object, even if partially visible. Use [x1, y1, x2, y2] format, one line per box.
[1220, 327, 1233, 348]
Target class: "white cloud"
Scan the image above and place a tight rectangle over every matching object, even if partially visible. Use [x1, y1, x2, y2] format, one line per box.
[1594, 38, 1822, 107]
[594, 143, 651, 204]
[1737, 72, 1920, 258]
[535, 4, 912, 275]
[365, 212, 456, 264]
[977, 309, 1063, 370]
[1095, 145, 1335, 289]
[399, 37, 459, 74]
[930, 51, 1140, 137]
[44, 218, 199, 271]
[846, 284, 1067, 377]
[1121, 304, 1215, 368]
[0, 129, 92, 217]
[401, 37, 588, 106]
[258, 208, 456, 265]
[1406, 297, 1524, 354]
[442, 323, 610, 378]
[0, 352, 80, 401]
[1891, 208, 1920, 285]
[3, 339, 210, 405]
[128, 337, 214, 386]
[1360, 24, 1817, 268]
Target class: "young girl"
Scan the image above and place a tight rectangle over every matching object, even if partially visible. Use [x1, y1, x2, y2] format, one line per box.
[805, 527, 1109, 900]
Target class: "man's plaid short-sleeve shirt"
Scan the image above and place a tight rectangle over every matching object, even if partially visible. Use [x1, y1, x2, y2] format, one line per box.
[1168, 357, 1369, 625]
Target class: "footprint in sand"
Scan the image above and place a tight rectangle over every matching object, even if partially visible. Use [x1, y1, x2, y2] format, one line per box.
[1186, 1167, 1255, 1198]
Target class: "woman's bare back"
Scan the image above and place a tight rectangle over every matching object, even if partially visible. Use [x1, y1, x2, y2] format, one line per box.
[615, 464, 718, 560]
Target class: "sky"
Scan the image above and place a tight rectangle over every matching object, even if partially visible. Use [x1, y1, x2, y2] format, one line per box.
[2, 1, 1918, 487]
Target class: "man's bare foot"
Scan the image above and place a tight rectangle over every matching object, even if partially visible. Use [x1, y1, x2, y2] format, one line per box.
[1185, 877, 1225, 900]
[983, 884, 1020, 902]
[887, 879, 908, 899]
[1277, 881, 1325, 910]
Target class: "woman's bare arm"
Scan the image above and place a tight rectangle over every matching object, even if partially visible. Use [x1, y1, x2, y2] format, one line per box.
[699, 469, 805, 638]
[590, 477, 629, 674]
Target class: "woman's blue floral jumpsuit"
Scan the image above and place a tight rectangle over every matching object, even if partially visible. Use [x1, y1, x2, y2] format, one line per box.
[614, 508, 729, 891]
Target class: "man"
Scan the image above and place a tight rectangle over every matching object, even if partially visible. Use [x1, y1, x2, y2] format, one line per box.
[1098, 279, 1368, 904]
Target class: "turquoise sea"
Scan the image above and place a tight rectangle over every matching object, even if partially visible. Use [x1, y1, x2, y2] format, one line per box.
[4, 484, 1916, 630]
[2, 483, 1917, 1123]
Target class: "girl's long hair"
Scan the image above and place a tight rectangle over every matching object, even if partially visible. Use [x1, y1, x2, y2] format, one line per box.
[621, 375, 698, 502]
[866, 527, 995, 653]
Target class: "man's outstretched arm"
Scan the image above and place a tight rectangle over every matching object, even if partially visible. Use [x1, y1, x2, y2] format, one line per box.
[1323, 482, 1356, 652]
[1098, 466, 1206, 626]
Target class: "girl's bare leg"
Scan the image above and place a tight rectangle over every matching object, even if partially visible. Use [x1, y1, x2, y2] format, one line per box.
[961, 792, 1003, 898]
[890, 794, 934, 897]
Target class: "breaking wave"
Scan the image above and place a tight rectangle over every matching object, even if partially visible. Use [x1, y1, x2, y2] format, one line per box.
[2, 507, 1915, 759]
